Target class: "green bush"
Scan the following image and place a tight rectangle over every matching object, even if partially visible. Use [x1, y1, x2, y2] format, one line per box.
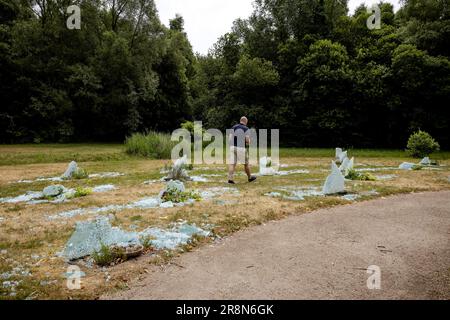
[407, 131, 440, 158]
[125, 132, 176, 159]
[161, 189, 201, 203]
[73, 187, 92, 198]
[72, 168, 89, 180]
[346, 169, 377, 181]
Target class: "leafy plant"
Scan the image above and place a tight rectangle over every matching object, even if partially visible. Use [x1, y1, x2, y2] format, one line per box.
[139, 236, 155, 250]
[92, 244, 126, 267]
[407, 130, 440, 158]
[72, 168, 89, 180]
[73, 187, 92, 198]
[161, 189, 201, 203]
[346, 169, 377, 181]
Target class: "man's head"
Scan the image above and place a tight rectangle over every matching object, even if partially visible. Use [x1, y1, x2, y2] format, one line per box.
[240, 116, 248, 126]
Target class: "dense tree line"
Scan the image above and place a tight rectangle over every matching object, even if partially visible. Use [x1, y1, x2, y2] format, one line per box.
[0, 0, 449, 148]
[0, 0, 195, 142]
[195, 0, 450, 148]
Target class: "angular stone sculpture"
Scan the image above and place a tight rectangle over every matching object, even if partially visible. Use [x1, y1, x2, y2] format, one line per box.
[335, 148, 343, 161]
[165, 156, 191, 181]
[63, 217, 210, 260]
[62, 161, 78, 179]
[348, 157, 354, 171]
[340, 157, 355, 176]
[338, 151, 348, 164]
[420, 157, 431, 165]
[63, 218, 140, 261]
[43, 185, 65, 197]
[322, 161, 345, 195]
[166, 180, 186, 194]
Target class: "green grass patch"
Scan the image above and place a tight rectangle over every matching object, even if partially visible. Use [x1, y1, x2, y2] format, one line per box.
[279, 148, 450, 159]
[0, 144, 128, 166]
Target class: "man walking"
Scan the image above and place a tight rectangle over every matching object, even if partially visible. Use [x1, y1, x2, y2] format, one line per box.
[228, 117, 257, 184]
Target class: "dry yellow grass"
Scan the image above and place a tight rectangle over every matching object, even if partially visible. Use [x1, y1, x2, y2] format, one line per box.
[0, 153, 449, 300]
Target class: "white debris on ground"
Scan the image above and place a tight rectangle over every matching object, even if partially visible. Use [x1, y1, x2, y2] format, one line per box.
[375, 174, 397, 180]
[88, 172, 125, 179]
[0, 217, 4, 223]
[342, 190, 380, 201]
[16, 172, 125, 184]
[355, 167, 398, 172]
[2, 280, 22, 297]
[0, 191, 45, 204]
[1, 266, 32, 280]
[267, 187, 324, 201]
[267, 186, 379, 202]
[200, 187, 240, 199]
[48, 183, 238, 220]
[190, 176, 209, 182]
[15, 160, 125, 184]
[341, 194, 360, 201]
[0, 184, 117, 205]
[62, 217, 211, 261]
[143, 178, 166, 185]
[17, 177, 64, 184]
[399, 162, 415, 170]
[92, 184, 116, 193]
[275, 169, 310, 176]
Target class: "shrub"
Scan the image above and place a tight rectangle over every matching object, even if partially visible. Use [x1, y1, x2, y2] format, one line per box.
[139, 236, 155, 250]
[407, 131, 440, 158]
[92, 244, 126, 267]
[346, 169, 377, 181]
[72, 168, 89, 180]
[125, 131, 176, 159]
[161, 189, 201, 203]
[73, 187, 92, 198]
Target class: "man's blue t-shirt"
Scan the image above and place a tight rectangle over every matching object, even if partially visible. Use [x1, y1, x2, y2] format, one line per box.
[231, 124, 250, 148]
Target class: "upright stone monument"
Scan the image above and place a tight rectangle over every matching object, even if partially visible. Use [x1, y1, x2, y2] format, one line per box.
[62, 161, 78, 179]
[323, 161, 345, 195]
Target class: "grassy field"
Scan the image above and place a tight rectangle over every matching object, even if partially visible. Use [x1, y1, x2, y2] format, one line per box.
[1, 144, 449, 166]
[0, 144, 449, 299]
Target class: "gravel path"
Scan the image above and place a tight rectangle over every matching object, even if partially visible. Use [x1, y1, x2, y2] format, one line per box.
[106, 191, 450, 300]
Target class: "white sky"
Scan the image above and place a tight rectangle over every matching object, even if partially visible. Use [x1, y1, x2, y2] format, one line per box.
[154, 0, 402, 55]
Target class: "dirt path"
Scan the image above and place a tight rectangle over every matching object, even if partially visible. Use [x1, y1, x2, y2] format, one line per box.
[106, 191, 450, 300]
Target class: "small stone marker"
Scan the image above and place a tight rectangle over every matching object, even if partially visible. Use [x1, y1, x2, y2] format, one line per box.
[43, 185, 65, 197]
[62, 161, 78, 179]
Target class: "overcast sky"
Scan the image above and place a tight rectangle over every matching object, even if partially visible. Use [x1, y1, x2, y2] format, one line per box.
[154, 0, 401, 55]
